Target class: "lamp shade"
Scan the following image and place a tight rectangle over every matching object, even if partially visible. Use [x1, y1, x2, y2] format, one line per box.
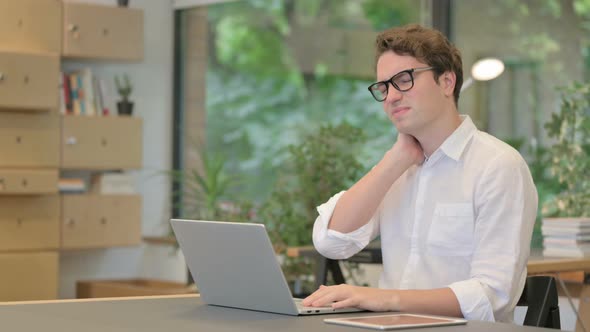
[471, 58, 505, 81]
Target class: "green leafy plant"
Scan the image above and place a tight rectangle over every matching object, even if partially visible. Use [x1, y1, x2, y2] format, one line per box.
[254, 122, 368, 293]
[259, 122, 368, 249]
[527, 142, 566, 247]
[542, 81, 590, 217]
[114, 74, 133, 102]
[169, 150, 251, 235]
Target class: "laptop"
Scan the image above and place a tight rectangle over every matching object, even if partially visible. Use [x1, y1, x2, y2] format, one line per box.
[170, 219, 362, 316]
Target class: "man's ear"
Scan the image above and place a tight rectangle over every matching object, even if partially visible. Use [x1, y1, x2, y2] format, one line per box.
[440, 71, 456, 97]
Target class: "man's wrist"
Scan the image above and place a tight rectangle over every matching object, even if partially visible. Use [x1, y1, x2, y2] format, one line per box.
[388, 289, 402, 311]
[382, 149, 414, 172]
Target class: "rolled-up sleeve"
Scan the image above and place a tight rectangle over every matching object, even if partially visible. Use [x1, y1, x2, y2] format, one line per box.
[450, 152, 537, 321]
[448, 279, 495, 321]
[312, 191, 380, 260]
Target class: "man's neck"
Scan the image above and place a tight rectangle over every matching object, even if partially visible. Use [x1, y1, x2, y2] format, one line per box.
[415, 109, 462, 157]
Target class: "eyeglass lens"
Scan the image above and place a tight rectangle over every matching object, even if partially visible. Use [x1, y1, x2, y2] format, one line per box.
[370, 71, 414, 101]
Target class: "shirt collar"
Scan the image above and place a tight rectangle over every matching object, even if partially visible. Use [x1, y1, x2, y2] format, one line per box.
[438, 115, 477, 162]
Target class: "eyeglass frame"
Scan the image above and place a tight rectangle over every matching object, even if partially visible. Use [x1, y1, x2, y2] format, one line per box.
[367, 66, 435, 102]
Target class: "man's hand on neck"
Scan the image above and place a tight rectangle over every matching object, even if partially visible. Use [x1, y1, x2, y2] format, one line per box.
[390, 133, 425, 167]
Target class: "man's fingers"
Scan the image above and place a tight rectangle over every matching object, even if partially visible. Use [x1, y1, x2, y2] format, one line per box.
[332, 297, 356, 309]
[312, 287, 353, 307]
[311, 290, 340, 307]
[302, 285, 331, 306]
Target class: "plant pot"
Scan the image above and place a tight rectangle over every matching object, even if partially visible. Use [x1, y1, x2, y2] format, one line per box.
[117, 101, 134, 116]
[117, 0, 129, 7]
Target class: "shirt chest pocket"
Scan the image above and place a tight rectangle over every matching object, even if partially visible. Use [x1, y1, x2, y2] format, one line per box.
[426, 203, 474, 256]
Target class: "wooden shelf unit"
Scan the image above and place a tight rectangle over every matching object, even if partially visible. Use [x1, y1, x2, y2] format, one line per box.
[0, 0, 144, 301]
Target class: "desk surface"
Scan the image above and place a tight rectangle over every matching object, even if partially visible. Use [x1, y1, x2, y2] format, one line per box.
[527, 251, 590, 274]
[0, 295, 556, 332]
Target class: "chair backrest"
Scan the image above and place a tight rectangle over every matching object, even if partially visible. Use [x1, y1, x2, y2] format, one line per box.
[517, 276, 561, 329]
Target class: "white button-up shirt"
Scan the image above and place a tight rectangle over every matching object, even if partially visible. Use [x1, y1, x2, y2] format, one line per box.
[312, 115, 537, 322]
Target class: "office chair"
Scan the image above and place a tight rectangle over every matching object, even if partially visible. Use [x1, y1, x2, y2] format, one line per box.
[517, 275, 561, 329]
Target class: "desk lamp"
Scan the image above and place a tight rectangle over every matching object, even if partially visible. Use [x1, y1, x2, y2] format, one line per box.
[461, 57, 505, 92]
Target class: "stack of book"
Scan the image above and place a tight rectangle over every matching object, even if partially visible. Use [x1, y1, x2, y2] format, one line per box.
[542, 218, 590, 257]
[59, 68, 111, 116]
[58, 178, 86, 193]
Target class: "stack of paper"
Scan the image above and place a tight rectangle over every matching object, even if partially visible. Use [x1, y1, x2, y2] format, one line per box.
[90, 173, 135, 194]
[542, 218, 590, 257]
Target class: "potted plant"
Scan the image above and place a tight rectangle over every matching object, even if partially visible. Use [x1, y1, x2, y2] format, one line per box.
[170, 151, 246, 222]
[541, 82, 590, 235]
[256, 122, 368, 295]
[115, 74, 134, 116]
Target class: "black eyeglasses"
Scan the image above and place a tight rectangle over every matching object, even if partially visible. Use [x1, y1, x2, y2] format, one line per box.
[367, 66, 434, 102]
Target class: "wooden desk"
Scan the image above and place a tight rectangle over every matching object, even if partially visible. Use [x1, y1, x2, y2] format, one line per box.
[527, 252, 590, 332]
[287, 245, 590, 281]
[288, 246, 590, 332]
[0, 294, 557, 331]
[527, 253, 590, 274]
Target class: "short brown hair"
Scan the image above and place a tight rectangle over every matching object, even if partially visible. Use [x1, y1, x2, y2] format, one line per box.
[375, 24, 463, 105]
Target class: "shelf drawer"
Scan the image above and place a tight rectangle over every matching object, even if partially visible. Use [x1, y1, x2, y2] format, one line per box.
[61, 116, 142, 170]
[0, 195, 60, 251]
[62, 2, 143, 61]
[0, 52, 60, 111]
[0, 0, 61, 54]
[0, 169, 58, 194]
[0, 251, 59, 301]
[0, 113, 59, 167]
[61, 194, 142, 249]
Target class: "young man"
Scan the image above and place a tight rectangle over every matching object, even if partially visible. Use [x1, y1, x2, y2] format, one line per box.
[301, 24, 537, 322]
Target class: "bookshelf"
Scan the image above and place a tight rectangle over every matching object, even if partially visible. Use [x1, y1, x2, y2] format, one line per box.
[0, 0, 144, 301]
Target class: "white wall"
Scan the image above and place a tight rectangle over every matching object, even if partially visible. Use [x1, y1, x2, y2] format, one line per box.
[59, 0, 187, 298]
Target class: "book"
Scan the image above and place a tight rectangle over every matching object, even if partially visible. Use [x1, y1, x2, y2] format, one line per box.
[81, 68, 96, 116]
[97, 78, 111, 115]
[92, 76, 104, 117]
[62, 72, 73, 115]
[69, 73, 81, 115]
[58, 73, 66, 115]
[542, 217, 590, 226]
[58, 178, 86, 193]
[76, 73, 85, 115]
[544, 233, 590, 241]
[544, 237, 590, 245]
[541, 226, 590, 236]
[543, 242, 590, 251]
[543, 247, 590, 258]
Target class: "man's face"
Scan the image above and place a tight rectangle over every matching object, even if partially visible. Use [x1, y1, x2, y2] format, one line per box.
[375, 51, 452, 136]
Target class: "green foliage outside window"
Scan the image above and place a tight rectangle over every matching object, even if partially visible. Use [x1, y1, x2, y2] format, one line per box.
[480, 0, 590, 246]
[542, 82, 590, 218]
[205, 1, 419, 203]
[206, 69, 393, 201]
